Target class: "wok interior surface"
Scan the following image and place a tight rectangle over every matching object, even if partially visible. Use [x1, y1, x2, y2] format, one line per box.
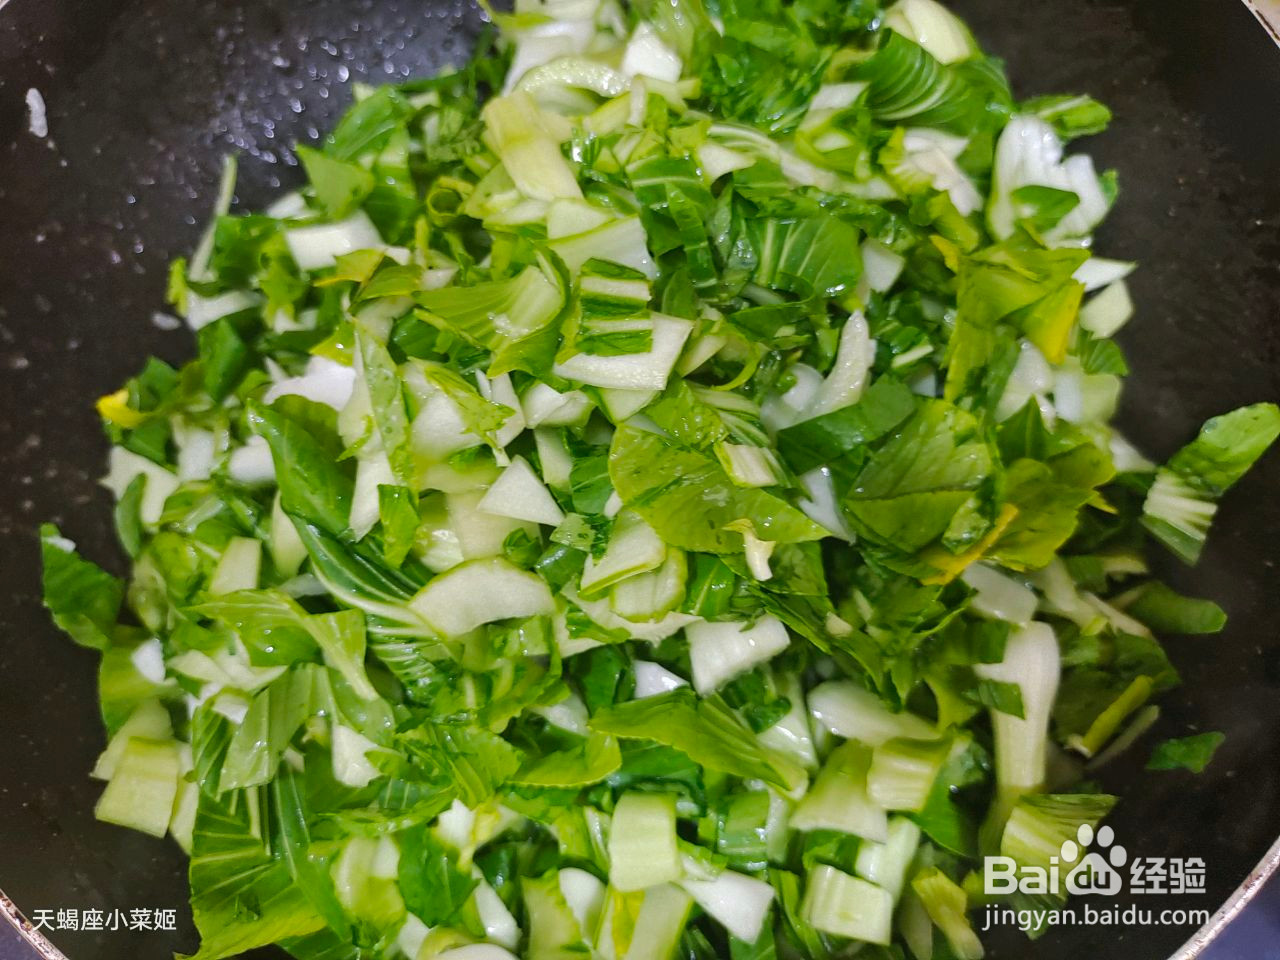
[1, 1, 1278, 957]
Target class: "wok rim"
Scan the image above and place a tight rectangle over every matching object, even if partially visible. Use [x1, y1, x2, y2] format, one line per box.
[1245, 0, 1280, 44]
[0, 889, 67, 960]
[1167, 834, 1280, 958]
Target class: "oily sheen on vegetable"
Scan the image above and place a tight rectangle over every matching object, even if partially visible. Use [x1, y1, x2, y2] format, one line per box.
[40, 0, 1280, 958]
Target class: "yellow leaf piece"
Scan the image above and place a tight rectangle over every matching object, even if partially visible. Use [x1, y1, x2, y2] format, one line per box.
[310, 320, 356, 363]
[95, 388, 147, 428]
[1020, 279, 1084, 364]
[609, 888, 646, 959]
[1087, 489, 1118, 514]
[314, 248, 385, 287]
[930, 235, 961, 273]
[920, 502, 1020, 585]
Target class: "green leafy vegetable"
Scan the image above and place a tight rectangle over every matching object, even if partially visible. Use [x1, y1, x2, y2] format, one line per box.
[1143, 403, 1280, 564]
[610, 425, 825, 553]
[843, 400, 993, 553]
[43, 4, 1279, 959]
[41, 525, 124, 650]
[398, 823, 478, 926]
[297, 146, 376, 218]
[249, 399, 353, 537]
[1147, 732, 1225, 774]
[1124, 582, 1226, 635]
[590, 689, 805, 792]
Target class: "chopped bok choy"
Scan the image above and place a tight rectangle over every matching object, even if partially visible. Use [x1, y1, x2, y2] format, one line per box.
[40, 0, 1277, 957]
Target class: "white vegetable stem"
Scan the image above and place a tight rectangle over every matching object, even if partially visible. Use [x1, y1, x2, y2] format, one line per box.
[960, 563, 1037, 626]
[808, 311, 873, 418]
[679, 870, 776, 943]
[553, 315, 693, 390]
[988, 115, 1109, 242]
[807, 680, 938, 745]
[974, 622, 1061, 845]
[478, 455, 566, 527]
[409, 558, 554, 636]
[686, 615, 790, 694]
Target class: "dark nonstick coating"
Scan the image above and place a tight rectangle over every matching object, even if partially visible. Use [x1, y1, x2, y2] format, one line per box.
[1, 1, 1278, 958]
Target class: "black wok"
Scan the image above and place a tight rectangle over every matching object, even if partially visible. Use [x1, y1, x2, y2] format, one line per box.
[1, 0, 1278, 957]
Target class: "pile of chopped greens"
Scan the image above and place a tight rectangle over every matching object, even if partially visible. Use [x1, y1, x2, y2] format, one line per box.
[40, 0, 1280, 957]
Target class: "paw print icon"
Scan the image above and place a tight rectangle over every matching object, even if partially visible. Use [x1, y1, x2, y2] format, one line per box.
[1062, 824, 1128, 896]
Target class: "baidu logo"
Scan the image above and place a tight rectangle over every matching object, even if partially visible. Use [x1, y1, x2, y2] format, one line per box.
[984, 821, 1205, 898]
[1061, 824, 1126, 896]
